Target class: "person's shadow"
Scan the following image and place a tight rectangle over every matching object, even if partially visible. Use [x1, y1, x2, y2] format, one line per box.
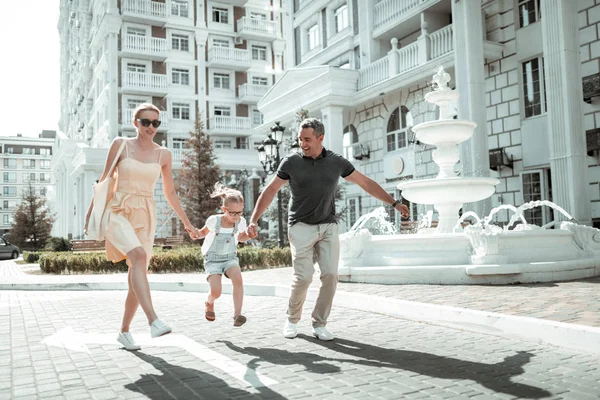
[217, 340, 341, 374]
[125, 351, 286, 400]
[297, 335, 553, 399]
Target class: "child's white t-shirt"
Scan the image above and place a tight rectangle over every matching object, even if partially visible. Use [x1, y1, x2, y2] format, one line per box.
[201, 215, 247, 255]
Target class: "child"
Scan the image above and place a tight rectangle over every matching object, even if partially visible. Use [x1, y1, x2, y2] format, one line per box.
[194, 183, 255, 327]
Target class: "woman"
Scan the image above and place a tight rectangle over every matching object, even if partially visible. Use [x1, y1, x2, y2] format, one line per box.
[84, 103, 198, 351]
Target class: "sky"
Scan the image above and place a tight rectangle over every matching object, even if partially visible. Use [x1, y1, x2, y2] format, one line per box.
[0, 1, 61, 138]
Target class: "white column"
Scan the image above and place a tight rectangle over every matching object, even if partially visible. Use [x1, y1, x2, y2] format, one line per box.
[541, 0, 591, 225]
[321, 106, 344, 155]
[105, 12, 121, 141]
[273, 39, 286, 81]
[451, 0, 491, 217]
[196, 31, 209, 121]
[357, 0, 378, 65]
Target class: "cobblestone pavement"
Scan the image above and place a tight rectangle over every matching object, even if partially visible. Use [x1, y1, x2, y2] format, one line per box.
[3, 259, 600, 328]
[1, 290, 599, 399]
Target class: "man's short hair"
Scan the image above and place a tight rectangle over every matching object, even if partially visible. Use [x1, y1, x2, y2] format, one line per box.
[300, 118, 325, 136]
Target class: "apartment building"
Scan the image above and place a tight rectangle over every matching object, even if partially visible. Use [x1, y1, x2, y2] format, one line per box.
[0, 132, 56, 236]
[55, 0, 285, 239]
[257, 0, 596, 231]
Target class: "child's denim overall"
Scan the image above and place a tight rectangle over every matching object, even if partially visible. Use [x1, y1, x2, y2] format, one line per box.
[204, 216, 240, 276]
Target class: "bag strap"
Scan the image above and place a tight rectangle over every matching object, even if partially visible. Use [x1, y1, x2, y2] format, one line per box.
[105, 139, 127, 180]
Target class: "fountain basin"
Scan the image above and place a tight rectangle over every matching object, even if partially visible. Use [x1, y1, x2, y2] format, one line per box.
[412, 119, 477, 146]
[398, 177, 499, 205]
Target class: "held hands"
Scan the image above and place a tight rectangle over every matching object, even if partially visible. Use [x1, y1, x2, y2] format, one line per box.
[247, 222, 258, 239]
[395, 203, 410, 219]
[185, 226, 200, 240]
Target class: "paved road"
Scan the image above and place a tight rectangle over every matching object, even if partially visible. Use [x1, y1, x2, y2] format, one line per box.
[1, 291, 599, 399]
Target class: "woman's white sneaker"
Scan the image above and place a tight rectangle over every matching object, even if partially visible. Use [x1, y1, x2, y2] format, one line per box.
[150, 318, 172, 338]
[312, 326, 335, 341]
[117, 332, 141, 351]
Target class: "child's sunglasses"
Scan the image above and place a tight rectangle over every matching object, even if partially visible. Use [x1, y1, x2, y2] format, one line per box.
[136, 118, 162, 128]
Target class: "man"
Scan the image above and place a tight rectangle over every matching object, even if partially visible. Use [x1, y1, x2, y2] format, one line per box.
[248, 118, 409, 341]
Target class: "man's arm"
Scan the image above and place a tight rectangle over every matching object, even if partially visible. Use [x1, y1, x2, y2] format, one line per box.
[344, 170, 410, 217]
[248, 176, 287, 232]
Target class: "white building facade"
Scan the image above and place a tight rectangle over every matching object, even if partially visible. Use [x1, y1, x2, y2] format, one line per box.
[0, 133, 56, 236]
[56, 0, 285, 240]
[258, 0, 597, 232]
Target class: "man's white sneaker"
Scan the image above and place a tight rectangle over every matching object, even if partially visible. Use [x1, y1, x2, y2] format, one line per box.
[283, 321, 298, 339]
[117, 332, 141, 351]
[312, 326, 335, 341]
[150, 318, 172, 338]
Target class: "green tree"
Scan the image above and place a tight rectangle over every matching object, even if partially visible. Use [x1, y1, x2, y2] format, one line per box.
[175, 118, 222, 230]
[8, 183, 54, 250]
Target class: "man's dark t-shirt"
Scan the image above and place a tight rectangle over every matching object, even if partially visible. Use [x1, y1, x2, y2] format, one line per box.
[277, 148, 355, 226]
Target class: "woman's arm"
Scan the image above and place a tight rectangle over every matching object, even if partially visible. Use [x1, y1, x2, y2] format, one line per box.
[160, 149, 198, 238]
[84, 138, 126, 232]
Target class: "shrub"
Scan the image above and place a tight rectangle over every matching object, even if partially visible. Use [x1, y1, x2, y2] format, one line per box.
[45, 237, 72, 252]
[23, 251, 41, 263]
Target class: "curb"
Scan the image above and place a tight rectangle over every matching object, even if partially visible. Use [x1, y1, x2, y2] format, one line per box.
[2, 280, 599, 355]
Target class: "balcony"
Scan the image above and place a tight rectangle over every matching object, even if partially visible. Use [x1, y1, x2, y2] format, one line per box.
[238, 84, 270, 104]
[373, 0, 443, 39]
[122, 109, 169, 130]
[236, 17, 279, 41]
[121, 35, 168, 61]
[213, 148, 261, 170]
[121, 0, 167, 25]
[122, 71, 168, 95]
[207, 116, 252, 136]
[207, 47, 250, 71]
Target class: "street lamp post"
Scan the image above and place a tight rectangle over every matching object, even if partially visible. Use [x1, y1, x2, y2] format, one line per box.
[257, 121, 287, 248]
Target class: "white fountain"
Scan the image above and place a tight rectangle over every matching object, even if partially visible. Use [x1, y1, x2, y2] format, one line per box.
[339, 67, 600, 285]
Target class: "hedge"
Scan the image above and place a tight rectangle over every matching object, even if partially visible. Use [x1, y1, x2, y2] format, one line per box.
[35, 246, 292, 274]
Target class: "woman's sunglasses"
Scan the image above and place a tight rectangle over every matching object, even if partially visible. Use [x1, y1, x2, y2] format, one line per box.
[136, 118, 162, 128]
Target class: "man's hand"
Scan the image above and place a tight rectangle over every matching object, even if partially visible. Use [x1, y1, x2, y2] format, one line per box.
[395, 203, 410, 219]
[247, 222, 258, 239]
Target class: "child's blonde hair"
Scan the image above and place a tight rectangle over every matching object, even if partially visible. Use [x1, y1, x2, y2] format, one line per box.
[210, 182, 244, 206]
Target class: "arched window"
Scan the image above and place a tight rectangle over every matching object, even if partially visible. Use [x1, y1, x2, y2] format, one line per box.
[342, 124, 358, 160]
[386, 106, 412, 152]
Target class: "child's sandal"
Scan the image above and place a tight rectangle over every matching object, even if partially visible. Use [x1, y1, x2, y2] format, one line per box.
[233, 315, 247, 327]
[205, 301, 215, 322]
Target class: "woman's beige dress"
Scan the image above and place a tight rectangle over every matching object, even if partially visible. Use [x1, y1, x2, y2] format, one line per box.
[105, 141, 162, 263]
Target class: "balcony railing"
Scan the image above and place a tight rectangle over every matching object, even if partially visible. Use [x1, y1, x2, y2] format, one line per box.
[121, 0, 167, 18]
[374, 0, 427, 30]
[122, 71, 168, 92]
[121, 35, 167, 57]
[237, 17, 278, 36]
[358, 25, 453, 90]
[122, 109, 169, 128]
[238, 84, 270, 102]
[208, 116, 251, 133]
[207, 47, 250, 67]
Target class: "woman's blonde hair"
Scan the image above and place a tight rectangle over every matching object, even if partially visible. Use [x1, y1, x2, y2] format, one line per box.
[210, 182, 244, 206]
[132, 103, 161, 122]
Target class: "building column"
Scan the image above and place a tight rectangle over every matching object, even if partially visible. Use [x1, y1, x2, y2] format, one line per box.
[541, 0, 591, 225]
[451, 0, 491, 217]
[272, 39, 286, 81]
[357, 0, 378, 65]
[105, 11, 121, 142]
[321, 106, 344, 155]
[196, 31, 209, 122]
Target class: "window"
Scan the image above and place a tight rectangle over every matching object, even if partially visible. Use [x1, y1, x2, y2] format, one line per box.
[40, 160, 51, 169]
[23, 160, 35, 169]
[3, 187, 17, 197]
[214, 106, 231, 116]
[127, 27, 145, 36]
[236, 137, 249, 149]
[40, 148, 51, 156]
[213, 38, 230, 48]
[172, 34, 189, 51]
[23, 148, 34, 155]
[3, 159, 16, 169]
[250, 12, 266, 20]
[252, 109, 263, 126]
[24, 186, 35, 196]
[335, 4, 349, 32]
[172, 103, 190, 120]
[212, 7, 229, 23]
[172, 68, 190, 85]
[172, 138, 187, 150]
[2, 215, 8, 225]
[5, 147, 13, 154]
[251, 45, 267, 61]
[3, 172, 16, 183]
[171, 0, 189, 17]
[521, 170, 552, 227]
[3, 201, 7, 209]
[518, 0, 541, 28]
[343, 124, 358, 160]
[213, 73, 231, 89]
[214, 140, 232, 149]
[40, 187, 47, 196]
[347, 197, 361, 228]
[522, 57, 546, 118]
[307, 25, 319, 50]
[252, 76, 269, 86]
[127, 63, 146, 73]
[386, 106, 412, 152]
[127, 99, 145, 110]
[23, 173, 36, 182]
[40, 173, 51, 183]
